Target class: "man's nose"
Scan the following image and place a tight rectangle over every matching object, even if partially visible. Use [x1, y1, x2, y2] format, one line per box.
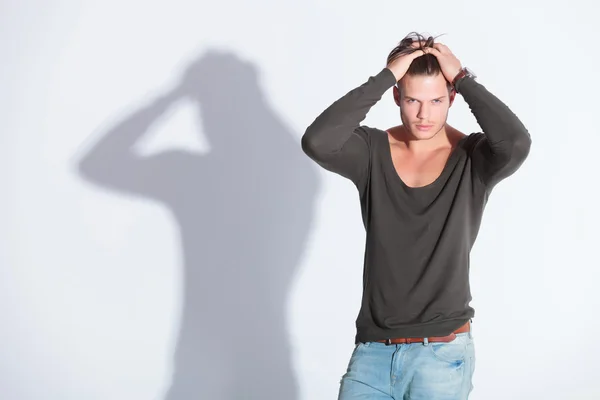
[417, 105, 429, 119]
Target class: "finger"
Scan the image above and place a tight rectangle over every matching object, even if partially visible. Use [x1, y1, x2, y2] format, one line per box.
[432, 43, 444, 51]
[424, 47, 441, 56]
[405, 41, 424, 51]
[387, 49, 423, 66]
[411, 49, 426, 58]
[433, 43, 452, 53]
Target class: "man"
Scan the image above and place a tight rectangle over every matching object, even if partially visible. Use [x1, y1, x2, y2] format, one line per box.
[301, 32, 531, 399]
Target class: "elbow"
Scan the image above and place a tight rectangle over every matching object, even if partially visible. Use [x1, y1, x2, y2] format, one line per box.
[300, 130, 314, 156]
[301, 125, 324, 160]
[488, 129, 532, 167]
[513, 130, 532, 161]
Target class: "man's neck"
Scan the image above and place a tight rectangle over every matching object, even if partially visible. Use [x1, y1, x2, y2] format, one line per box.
[389, 124, 459, 155]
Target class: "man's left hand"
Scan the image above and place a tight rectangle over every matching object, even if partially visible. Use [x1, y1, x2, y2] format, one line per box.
[425, 43, 463, 84]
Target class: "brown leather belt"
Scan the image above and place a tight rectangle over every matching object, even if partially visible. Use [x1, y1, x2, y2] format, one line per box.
[377, 321, 470, 345]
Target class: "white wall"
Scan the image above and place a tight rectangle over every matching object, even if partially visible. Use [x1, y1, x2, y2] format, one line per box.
[2, 1, 599, 399]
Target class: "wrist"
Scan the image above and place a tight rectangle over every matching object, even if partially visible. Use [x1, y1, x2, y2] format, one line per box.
[452, 67, 477, 93]
[385, 67, 402, 82]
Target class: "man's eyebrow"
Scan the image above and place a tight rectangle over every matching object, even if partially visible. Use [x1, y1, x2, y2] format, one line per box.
[404, 96, 447, 100]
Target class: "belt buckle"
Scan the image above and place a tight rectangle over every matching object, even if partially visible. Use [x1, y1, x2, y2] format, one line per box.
[385, 338, 392, 346]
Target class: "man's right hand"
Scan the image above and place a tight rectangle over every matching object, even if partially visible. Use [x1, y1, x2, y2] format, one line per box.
[386, 42, 427, 82]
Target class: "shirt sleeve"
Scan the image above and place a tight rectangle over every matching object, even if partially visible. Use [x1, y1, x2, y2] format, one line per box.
[301, 68, 397, 190]
[456, 76, 532, 188]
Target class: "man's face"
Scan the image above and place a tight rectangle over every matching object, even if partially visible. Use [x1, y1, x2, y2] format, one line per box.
[393, 72, 455, 140]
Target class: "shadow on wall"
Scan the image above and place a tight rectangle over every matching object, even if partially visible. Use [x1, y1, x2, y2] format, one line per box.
[75, 49, 320, 399]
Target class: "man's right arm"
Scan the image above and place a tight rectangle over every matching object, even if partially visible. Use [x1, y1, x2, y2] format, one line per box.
[301, 68, 397, 189]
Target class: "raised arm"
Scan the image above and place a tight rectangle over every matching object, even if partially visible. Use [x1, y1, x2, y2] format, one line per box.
[456, 76, 532, 188]
[301, 69, 394, 189]
[301, 43, 426, 190]
[426, 43, 532, 188]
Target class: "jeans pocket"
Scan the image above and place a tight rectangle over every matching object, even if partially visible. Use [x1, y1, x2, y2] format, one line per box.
[348, 342, 364, 362]
[428, 334, 468, 364]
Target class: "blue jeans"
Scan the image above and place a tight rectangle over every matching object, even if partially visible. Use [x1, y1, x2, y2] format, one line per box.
[338, 331, 475, 399]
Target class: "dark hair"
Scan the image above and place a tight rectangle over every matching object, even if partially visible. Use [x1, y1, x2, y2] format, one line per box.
[387, 32, 452, 91]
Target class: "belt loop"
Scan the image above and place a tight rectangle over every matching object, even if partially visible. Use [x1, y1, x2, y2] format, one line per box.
[469, 320, 474, 339]
[423, 337, 429, 346]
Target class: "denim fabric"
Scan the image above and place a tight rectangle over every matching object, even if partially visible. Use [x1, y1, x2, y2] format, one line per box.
[338, 331, 475, 399]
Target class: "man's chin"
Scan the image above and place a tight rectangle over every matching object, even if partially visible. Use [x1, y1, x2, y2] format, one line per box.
[408, 128, 439, 140]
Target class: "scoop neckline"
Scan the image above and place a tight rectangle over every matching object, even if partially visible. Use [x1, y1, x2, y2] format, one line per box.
[383, 132, 469, 190]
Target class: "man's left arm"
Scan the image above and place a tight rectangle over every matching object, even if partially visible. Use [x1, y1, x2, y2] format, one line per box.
[456, 75, 532, 188]
[425, 43, 532, 188]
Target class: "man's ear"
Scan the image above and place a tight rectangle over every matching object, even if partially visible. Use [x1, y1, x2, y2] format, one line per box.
[449, 89, 456, 107]
[393, 85, 401, 107]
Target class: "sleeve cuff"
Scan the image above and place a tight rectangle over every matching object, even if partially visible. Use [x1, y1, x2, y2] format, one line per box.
[455, 75, 477, 94]
[380, 67, 399, 87]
